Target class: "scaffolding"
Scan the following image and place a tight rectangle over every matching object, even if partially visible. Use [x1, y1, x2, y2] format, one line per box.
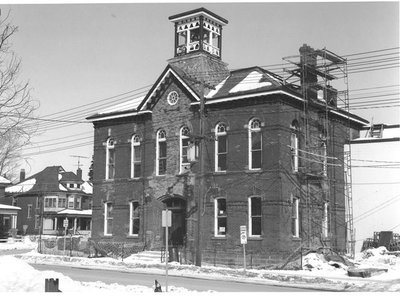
[282, 45, 354, 257]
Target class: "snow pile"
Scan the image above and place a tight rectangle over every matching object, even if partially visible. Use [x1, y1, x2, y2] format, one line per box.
[354, 246, 400, 278]
[0, 236, 37, 250]
[0, 256, 202, 293]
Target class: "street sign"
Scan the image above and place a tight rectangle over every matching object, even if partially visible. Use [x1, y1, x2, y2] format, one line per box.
[162, 210, 172, 227]
[240, 225, 247, 244]
[63, 218, 68, 228]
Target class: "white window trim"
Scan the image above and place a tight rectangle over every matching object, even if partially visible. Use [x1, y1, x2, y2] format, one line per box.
[131, 135, 141, 178]
[323, 202, 329, 237]
[322, 142, 327, 176]
[105, 138, 115, 180]
[27, 204, 32, 219]
[248, 196, 262, 237]
[248, 119, 262, 170]
[104, 202, 113, 236]
[129, 201, 140, 236]
[291, 131, 299, 173]
[214, 197, 227, 237]
[179, 126, 190, 174]
[292, 197, 299, 238]
[215, 123, 227, 172]
[156, 130, 167, 176]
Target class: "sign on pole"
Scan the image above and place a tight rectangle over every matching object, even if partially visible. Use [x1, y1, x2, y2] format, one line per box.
[162, 209, 171, 292]
[240, 225, 247, 271]
[162, 210, 172, 227]
[63, 218, 68, 228]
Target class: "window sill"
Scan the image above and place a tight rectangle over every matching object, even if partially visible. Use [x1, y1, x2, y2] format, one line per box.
[214, 171, 226, 175]
[103, 234, 112, 237]
[291, 236, 301, 241]
[248, 236, 263, 240]
[211, 236, 227, 240]
[127, 235, 139, 238]
[245, 169, 262, 174]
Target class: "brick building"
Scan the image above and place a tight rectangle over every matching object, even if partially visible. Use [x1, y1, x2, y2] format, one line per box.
[3, 166, 93, 236]
[87, 8, 368, 266]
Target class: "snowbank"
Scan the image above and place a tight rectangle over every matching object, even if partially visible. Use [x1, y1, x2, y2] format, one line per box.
[0, 236, 37, 250]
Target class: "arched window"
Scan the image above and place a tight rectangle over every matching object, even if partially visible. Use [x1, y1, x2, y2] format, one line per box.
[248, 196, 262, 236]
[156, 130, 167, 175]
[129, 201, 140, 236]
[249, 118, 262, 170]
[215, 123, 227, 172]
[131, 135, 141, 178]
[214, 197, 227, 237]
[106, 138, 115, 179]
[180, 126, 190, 173]
[290, 121, 299, 173]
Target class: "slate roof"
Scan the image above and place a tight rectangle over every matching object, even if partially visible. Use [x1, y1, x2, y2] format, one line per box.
[5, 166, 91, 196]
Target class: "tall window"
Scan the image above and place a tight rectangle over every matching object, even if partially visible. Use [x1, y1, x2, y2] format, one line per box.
[76, 197, 81, 210]
[323, 202, 330, 237]
[131, 135, 141, 178]
[129, 201, 140, 236]
[322, 142, 327, 176]
[214, 197, 227, 237]
[215, 123, 227, 172]
[290, 121, 299, 172]
[68, 196, 75, 209]
[180, 126, 190, 173]
[156, 130, 167, 175]
[104, 202, 113, 236]
[249, 119, 262, 170]
[291, 196, 299, 237]
[44, 197, 57, 208]
[106, 138, 115, 179]
[27, 204, 32, 219]
[58, 197, 66, 208]
[249, 196, 262, 236]
[34, 215, 40, 229]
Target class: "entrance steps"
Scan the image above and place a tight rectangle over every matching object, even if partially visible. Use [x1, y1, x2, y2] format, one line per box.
[126, 250, 162, 263]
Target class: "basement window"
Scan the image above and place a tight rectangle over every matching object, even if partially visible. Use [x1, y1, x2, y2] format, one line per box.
[214, 197, 227, 237]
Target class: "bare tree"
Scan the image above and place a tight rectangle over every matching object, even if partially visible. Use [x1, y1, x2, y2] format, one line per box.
[0, 10, 38, 180]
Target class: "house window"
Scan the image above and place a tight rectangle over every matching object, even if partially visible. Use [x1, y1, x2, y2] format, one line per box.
[215, 123, 227, 172]
[291, 196, 300, 237]
[131, 135, 141, 178]
[322, 142, 327, 176]
[129, 201, 140, 236]
[156, 130, 167, 175]
[76, 197, 81, 210]
[36, 197, 39, 209]
[214, 198, 227, 237]
[180, 126, 191, 173]
[35, 215, 40, 229]
[106, 138, 115, 179]
[104, 202, 113, 236]
[44, 197, 57, 208]
[249, 196, 262, 236]
[12, 197, 17, 207]
[68, 196, 75, 209]
[249, 119, 262, 170]
[69, 183, 74, 188]
[323, 202, 331, 237]
[290, 121, 299, 173]
[27, 204, 32, 219]
[58, 197, 66, 208]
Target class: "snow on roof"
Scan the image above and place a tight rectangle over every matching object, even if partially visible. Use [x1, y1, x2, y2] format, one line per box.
[81, 181, 93, 194]
[97, 96, 145, 115]
[229, 71, 272, 94]
[5, 178, 36, 193]
[0, 204, 21, 210]
[59, 184, 68, 191]
[0, 176, 11, 184]
[206, 75, 229, 98]
[57, 209, 92, 216]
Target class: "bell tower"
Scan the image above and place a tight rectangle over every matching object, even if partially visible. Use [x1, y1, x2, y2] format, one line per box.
[169, 7, 228, 59]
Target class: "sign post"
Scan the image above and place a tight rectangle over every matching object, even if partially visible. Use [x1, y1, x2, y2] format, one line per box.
[162, 209, 171, 292]
[63, 218, 68, 254]
[240, 225, 247, 271]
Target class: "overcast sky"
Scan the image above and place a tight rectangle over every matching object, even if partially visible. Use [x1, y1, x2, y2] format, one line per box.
[2, 1, 398, 176]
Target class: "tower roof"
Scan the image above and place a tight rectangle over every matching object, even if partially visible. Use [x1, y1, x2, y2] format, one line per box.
[168, 7, 228, 25]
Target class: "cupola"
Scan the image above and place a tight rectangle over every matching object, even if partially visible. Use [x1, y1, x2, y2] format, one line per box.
[169, 7, 228, 59]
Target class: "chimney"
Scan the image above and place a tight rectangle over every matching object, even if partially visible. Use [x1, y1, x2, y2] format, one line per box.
[20, 169, 26, 182]
[299, 44, 318, 101]
[76, 168, 82, 180]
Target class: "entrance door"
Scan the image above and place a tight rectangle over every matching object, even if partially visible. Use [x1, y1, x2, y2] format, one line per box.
[163, 197, 186, 247]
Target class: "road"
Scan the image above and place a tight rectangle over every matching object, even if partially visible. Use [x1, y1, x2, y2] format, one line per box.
[31, 263, 319, 292]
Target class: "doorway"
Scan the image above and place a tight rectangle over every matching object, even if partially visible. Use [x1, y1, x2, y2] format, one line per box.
[163, 197, 186, 247]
